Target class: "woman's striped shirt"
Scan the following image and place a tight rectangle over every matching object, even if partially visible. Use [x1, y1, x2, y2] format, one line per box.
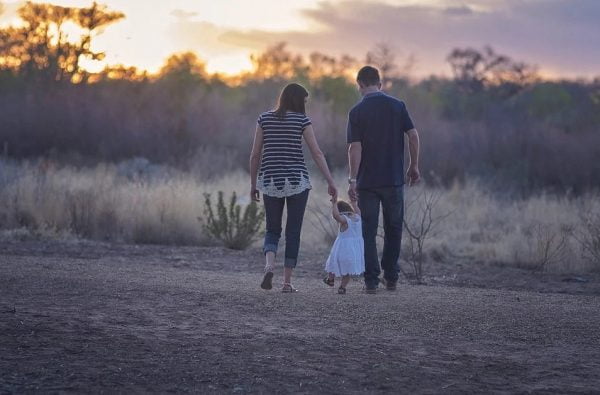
[257, 111, 312, 198]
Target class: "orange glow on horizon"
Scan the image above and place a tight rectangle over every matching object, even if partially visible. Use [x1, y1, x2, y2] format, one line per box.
[0, 0, 597, 80]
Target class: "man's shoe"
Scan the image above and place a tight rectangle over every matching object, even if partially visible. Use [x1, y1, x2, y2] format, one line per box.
[364, 286, 377, 294]
[380, 277, 397, 291]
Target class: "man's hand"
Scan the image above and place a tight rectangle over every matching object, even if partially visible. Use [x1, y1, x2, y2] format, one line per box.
[348, 182, 358, 201]
[406, 130, 420, 186]
[406, 166, 420, 186]
[251, 187, 260, 202]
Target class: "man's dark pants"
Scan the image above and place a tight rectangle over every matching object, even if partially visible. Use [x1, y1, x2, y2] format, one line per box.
[358, 186, 404, 288]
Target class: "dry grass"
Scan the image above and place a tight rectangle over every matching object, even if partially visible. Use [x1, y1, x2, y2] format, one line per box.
[0, 159, 247, 246]
[1, 159, 598, 273]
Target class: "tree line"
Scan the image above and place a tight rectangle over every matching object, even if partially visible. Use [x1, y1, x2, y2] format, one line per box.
[1, 2, 599, 195]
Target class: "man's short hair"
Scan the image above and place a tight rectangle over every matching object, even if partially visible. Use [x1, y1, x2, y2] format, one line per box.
[356, 66, 381, 86]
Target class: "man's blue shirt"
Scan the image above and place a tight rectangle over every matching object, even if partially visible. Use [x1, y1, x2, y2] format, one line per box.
[346, 91, 415, 189]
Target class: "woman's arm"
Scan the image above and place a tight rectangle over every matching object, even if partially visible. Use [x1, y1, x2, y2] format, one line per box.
[249, 124, 263, 201]
[303, 125, 337, 201]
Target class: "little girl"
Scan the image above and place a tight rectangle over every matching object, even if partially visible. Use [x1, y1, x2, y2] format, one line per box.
[323, 199, 365, 294]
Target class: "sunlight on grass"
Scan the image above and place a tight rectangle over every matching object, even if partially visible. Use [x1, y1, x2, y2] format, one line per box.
[1, 159, 597, 273]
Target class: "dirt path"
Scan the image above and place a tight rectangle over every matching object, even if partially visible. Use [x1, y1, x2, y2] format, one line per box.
[1, 241, 600, 393]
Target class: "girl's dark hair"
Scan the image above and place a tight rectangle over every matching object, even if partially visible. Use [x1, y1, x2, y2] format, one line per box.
[337, 200, 354, 214]
[274, 83, 309, 117]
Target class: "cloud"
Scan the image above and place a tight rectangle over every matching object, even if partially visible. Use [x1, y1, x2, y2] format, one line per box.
[202, 0, 600, 77]
[170, 9, 199, 20]
[167, 16, 254, 58]
[443, 5, 474, 16]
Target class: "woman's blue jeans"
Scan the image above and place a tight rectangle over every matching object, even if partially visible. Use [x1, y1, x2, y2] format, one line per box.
[262, 189, 309, 268]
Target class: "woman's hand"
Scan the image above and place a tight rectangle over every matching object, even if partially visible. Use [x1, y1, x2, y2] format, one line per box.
[328, 182, 338, 202]
[251, 187, 260, 202]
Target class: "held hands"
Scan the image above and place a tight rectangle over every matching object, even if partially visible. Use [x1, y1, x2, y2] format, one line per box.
[328, 182, 338, 203]
[407, 165, 421, 186]
[348, 182, 358, 202]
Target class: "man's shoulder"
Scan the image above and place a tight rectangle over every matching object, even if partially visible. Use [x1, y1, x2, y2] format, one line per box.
[349, 101, 363, 114]
[365, 93, 407, 107]
[349, 93, 407, 115]
[381, 93, 406, 108]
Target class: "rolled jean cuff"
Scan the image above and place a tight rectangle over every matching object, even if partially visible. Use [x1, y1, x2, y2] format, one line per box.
[284, 257, 297, 268]
[263, 243, 278, 255]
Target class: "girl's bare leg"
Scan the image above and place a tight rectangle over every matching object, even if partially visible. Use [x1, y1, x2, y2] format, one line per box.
[340, 275, 350, 289]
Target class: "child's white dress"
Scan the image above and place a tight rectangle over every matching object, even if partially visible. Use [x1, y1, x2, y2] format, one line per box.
[325, 214, 365, 276]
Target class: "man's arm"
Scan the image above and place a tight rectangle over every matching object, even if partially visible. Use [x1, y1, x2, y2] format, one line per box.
[350, 199, 361, 216]
[406, 128, 420, 186]
[348, 142, 361, 201]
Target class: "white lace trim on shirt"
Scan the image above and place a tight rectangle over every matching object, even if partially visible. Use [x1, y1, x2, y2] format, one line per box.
[257, 175, 312, 198]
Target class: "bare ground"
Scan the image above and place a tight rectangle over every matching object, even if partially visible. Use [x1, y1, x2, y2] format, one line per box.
[1, 240, 600, 394]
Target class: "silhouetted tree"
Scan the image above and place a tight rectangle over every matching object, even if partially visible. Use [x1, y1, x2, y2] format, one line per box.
[308, 52, 336, 79]
[93, 64, 147, 82]
[366, 43, 415, 89]
[157, 52, 207, 86]
[308, 52, 358, 81]
[447, 46, 537, 94]
[0, 1, 124, 83]
[366, 43, 398, 80]
[250, 42, 308, 81]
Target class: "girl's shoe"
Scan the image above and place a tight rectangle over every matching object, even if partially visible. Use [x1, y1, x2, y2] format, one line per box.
[281, 283, 298, 293]
[337, 286, 346, 294]
[261, 270, 274, 290]
[323, 276, 335, 287]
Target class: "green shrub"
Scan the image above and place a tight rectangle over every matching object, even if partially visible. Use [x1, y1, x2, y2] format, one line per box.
[202, 191, 264, 250]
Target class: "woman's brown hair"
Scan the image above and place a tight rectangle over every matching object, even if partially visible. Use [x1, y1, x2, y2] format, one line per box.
[274, 83, 309, 117]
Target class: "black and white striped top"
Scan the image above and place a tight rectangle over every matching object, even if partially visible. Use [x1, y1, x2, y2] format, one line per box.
[256, 111, 312, 198]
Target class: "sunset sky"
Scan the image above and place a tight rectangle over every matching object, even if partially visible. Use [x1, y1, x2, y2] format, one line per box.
[1, 0, 599, 78]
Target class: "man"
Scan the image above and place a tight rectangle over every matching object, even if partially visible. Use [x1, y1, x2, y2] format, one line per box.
[347, 66, 421, 294]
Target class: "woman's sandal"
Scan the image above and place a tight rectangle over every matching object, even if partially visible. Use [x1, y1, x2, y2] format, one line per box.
[281, 283, 298, 293]
[337, 286, 346, 294]
[323, 276, 335, 287]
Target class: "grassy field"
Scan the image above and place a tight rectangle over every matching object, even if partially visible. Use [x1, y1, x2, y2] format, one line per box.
[2, 159, 599, 393]
[1, 159, 598, 274]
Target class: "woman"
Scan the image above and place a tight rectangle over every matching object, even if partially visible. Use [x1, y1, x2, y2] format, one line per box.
[249, 83, 337, 293]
